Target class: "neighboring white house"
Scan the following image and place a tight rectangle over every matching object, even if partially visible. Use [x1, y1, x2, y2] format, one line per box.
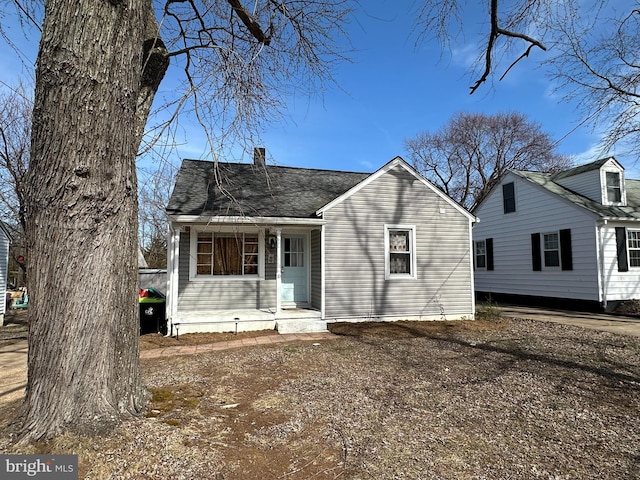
[165, 152, 477, 334]
[473, 157, 640, 311]
[0, 223, 11, 325]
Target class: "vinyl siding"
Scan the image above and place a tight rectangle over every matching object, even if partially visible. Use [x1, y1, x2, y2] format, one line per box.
[599, 223, 640, 301]
[554, 169, 602, 203]
[0, 229, 8, 317]
[473, 173, 600, 301]
[322, 165, 474, 320]
[176, 230, 276, 311]
[310, 229, 321, 310]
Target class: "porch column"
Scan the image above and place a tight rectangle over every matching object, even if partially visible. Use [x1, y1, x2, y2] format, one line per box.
[167, 224, 180, 322]
[320, 224, 325, 319]
[275, 228, 282, 313]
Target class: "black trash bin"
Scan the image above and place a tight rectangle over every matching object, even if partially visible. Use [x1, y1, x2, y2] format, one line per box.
[139, 287, 167, 335]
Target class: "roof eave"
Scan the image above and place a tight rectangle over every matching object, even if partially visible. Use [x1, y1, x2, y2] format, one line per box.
[600, 216, 640, 223]
[168, 214, 325, 226]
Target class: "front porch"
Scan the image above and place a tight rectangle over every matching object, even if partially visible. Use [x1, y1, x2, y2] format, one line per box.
[170, 307, 325, 337]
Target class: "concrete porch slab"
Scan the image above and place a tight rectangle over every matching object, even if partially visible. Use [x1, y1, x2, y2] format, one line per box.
[171, 308, 323, 335]
[275, 319, 328, 334]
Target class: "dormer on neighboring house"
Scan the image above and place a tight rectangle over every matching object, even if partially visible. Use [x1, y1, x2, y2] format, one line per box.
[553, 157, 626, 206]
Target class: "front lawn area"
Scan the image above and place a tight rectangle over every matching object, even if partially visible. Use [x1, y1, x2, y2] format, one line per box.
[1, 317, 639, 479]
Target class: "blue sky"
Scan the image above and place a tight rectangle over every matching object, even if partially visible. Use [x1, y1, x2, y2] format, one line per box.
[192, 1, 621, 174]
[0, 1, 634, 177]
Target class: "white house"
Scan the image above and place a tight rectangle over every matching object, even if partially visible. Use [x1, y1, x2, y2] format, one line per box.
[473, 157, 640, 311]
[165, 152, 477, 334]
[0, 223, 11, 325]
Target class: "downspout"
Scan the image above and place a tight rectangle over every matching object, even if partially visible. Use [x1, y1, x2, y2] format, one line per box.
[166, 223, 173, 335]
[597, 220, 607, 311]
[469, 220, 477, 319]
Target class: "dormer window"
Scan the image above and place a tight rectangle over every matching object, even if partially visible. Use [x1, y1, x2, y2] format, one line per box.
[606, 172, 622, 203]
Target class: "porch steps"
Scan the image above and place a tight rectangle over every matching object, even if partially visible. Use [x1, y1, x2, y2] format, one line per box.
[275, 319, 328, 334]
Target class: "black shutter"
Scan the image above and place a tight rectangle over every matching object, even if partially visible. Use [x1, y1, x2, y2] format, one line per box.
[486, 238, 494, 271]
[616, 227, 629, 272]
[559, 229, 573, 271]
[531, 233, 541, 271]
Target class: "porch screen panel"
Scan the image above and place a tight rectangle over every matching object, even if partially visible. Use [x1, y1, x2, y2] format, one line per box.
[197, 233, 214, 275]
[244, 236, 259, 274]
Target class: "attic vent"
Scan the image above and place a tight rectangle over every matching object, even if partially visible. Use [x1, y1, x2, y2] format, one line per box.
[254, 147, 266, 166]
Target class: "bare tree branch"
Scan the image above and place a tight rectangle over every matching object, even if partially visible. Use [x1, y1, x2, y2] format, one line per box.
[226, 0, 272, 45]
[470, 0, 546, 94]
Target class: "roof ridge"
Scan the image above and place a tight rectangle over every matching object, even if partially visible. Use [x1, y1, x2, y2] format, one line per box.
[180, 158, 369, 175]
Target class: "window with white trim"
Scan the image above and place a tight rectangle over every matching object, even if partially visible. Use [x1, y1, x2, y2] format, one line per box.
[385, 225, 416, 279]
[284, 237, 304, 267]
[475, 240, 486, 269]
[196, 232, 258, 276]
[606, 172, 622, 203]
[627, 230, 640, 267]
[543, 232, 560, 268]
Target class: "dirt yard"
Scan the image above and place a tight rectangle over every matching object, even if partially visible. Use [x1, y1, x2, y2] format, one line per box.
[1, 314, 639, 479]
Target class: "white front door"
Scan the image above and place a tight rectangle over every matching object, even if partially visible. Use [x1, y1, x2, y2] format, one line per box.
[281, 235, 308, 305]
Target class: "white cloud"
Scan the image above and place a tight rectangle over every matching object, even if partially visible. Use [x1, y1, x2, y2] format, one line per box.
[451, 43, 479, 69]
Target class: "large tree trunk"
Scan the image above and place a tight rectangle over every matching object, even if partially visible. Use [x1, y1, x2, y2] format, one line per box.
[20, 0, 160, 440]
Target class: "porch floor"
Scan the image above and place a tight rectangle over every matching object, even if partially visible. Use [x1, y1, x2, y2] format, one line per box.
[171, 307, 325, 335]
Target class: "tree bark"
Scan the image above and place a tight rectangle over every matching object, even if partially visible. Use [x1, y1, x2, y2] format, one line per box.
[20, 0, 162, 440]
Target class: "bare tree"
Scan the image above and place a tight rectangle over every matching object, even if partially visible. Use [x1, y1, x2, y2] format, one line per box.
[546, 6, 640, 155]
[138, 162, 173, 269]
[11, 0, 353, 441]
[416, 0, 551, 94]
[405, 112, 572, 210]
[416, 1, 639, 155]
[0, 82, 31, 232]
[0, 83, 31, 288]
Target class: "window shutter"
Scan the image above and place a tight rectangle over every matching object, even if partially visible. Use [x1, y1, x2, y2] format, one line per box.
[531, 233, 541, 271]
[559, 229, 573, 271]
[616, 227, 629, 272]
[486, 238, 494, 271]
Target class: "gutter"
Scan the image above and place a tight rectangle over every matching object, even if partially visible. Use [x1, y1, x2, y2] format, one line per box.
[167, 214, 326, 226]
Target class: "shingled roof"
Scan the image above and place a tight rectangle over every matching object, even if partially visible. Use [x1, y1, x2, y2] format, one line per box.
[511, 170, 640, 221]
[166, 160, 371, 218]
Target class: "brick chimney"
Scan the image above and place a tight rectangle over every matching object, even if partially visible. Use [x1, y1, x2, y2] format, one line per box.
[253, 147, 266, 166]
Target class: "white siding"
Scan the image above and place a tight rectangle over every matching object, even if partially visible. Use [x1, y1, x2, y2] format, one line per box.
[599, 223, 640, 301]
[473, 173, 601, 301]
[0, 229, 8, 318]
[554, 169, 602, 203]
[323, 165, 474, 320]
